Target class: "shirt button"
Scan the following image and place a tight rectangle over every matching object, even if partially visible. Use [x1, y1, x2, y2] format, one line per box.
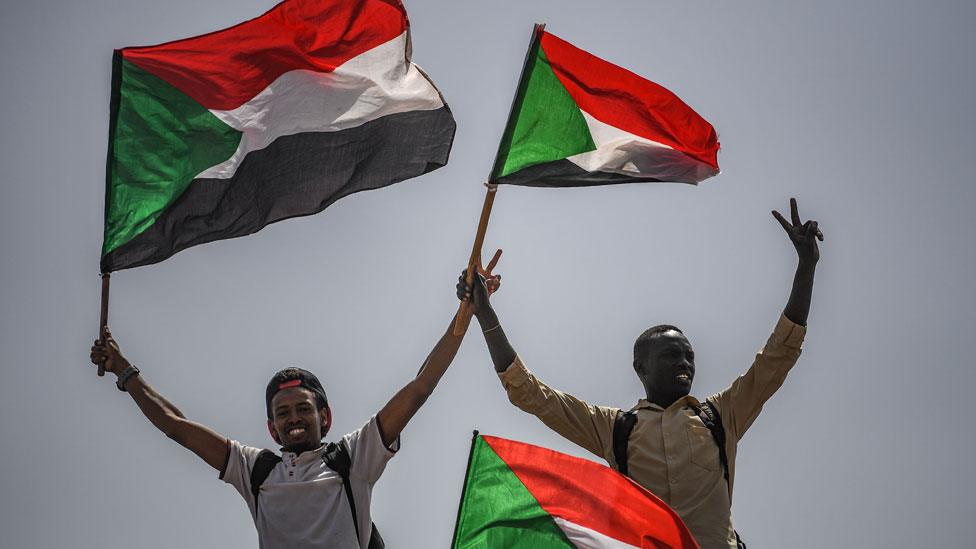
[670, 478, 678, 485]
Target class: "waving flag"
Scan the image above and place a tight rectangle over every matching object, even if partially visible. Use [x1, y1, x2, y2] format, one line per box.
[490, 26, 718, 187]
[452, 434, 698, 548]
[102, 0, 455, 272]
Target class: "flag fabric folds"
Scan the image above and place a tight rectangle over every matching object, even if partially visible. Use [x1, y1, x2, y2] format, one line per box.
[101, 0, 455, 272]
[452, 434, 698, 549]
[490, 26, 718, 188]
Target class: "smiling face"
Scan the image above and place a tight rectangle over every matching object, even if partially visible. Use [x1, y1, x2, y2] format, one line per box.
[268, 387, 331, 453]
[633, 329, 696, 408]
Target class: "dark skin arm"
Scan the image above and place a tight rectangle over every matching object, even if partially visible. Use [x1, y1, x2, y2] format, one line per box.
[772, 197, 823, 326]
[457, 267, 513, 373]
[460, 197, 822, 372]
[375, 267, 502, 446]
[375, 308, 475, 447]
[90, 332, 229, 472]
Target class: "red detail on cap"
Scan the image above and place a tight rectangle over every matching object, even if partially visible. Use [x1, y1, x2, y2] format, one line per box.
[278, 380, 302, 390]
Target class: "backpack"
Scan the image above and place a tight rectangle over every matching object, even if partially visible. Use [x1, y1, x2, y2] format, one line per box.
[612, 401, 746, 549]
[249, 441, 385, 549]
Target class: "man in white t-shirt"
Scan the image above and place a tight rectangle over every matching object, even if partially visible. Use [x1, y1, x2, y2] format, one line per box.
[89, 276, 499, 548]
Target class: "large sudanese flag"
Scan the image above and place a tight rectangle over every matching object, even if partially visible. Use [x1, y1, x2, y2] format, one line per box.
[101, 0, 455, 272]
[490, 26, 719, 187]
[452, 435, 698, 549]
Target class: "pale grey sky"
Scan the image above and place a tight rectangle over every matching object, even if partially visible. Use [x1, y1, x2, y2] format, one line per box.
[2, 0, 974, 547]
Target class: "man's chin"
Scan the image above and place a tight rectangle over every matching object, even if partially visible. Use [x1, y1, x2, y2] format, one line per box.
[282, 439, 319, 453]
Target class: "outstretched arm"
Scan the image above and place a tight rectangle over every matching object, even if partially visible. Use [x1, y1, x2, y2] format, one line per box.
[457, 267, 513, 372]
[772, 197, 823, 326]
[376, 270, 501, 447]
[90, 332, 229, 472]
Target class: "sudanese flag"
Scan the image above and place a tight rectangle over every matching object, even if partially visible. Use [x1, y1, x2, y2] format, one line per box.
[490, 26, 718, 187]
[102, 0, 455, 272]
[452, 434, 698, 548]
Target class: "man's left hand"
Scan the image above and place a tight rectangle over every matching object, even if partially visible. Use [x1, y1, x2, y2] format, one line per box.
[772, 197, 823, 264]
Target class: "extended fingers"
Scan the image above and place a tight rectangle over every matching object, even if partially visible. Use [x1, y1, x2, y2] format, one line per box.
[772, 210, 793, 234]
[790, 197, 801, 226]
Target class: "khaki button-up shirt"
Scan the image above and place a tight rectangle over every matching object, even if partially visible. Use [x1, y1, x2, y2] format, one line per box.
[498, 314, 806, 549]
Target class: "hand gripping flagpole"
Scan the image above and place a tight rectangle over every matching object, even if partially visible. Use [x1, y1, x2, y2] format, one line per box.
[96, 272, 111, 376]
[452, 185, 500, 336]
[451, 23, 545, 337]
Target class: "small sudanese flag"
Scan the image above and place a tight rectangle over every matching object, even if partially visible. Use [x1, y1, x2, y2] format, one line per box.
[453, 434, 698, 549]
[491, 27, 719, 188]
[102, 0, 455, 272]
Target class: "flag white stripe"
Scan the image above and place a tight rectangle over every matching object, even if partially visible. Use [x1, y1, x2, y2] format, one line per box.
[553, 517, 642, 549]
[199, 32, 444, 179]
[567, 111, 719, 184]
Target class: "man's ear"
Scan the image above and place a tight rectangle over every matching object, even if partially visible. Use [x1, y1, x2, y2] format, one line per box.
[267, 420, 281, 445]
[320, 406, 332, 437]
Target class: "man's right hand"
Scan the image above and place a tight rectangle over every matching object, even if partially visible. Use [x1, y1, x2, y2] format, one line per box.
[90, 329, 131, 377]
[456, 249, 502, 317]
[456, 269, 499, 317]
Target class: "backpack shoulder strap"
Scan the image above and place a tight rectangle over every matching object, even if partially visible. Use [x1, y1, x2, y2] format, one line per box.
[249, 449, 282, 500]
[612, 410, 638, 476]
[691, 400, 730, 481]
[323, 440, 352, 478]
[325, 441, 385, 548]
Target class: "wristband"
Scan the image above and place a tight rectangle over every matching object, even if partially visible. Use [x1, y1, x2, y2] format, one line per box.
[116, 365, 141, 392]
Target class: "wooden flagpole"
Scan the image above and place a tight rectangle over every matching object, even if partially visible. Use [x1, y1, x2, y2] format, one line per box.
[451, 23, 545, 337]
[96, 273, 111, 376]
[452, 185, 498, 336]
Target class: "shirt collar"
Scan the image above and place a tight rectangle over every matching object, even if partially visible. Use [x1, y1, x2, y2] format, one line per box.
[280, 444, 325, 463]
[630, 394, 701, 412]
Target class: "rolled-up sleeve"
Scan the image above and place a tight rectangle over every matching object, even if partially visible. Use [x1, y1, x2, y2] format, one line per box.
[499, 356, 618, 461]
[712, 314, 806, 441]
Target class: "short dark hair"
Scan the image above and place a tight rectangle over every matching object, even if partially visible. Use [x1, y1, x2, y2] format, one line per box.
[633, 324, 685, 363]
[265, 367, 329, 420]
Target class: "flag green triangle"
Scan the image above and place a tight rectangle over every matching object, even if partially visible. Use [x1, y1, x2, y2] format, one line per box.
[452, 437, 572, 548]
[103, 55, 242, 257]
[490, 33, 596, 181]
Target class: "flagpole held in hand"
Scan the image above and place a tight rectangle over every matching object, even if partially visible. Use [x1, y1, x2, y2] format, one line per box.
[453, 185, 499, 336]
[96, 273, 111, 376]
[452, 25, 545, 336]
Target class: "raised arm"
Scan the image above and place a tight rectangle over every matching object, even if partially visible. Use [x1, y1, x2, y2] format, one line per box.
[90, 332, 229, 472]
[457, 268, 513, 372]
[457, 270, 618, 460]
[772, 197, 822, 326]
[375, 270, 502, 447]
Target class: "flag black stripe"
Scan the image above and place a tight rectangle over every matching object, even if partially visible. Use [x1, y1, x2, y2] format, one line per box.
[102, 106, 455, 272]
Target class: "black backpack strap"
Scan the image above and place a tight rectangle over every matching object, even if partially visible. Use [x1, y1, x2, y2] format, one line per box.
[691, 401, 747, 548]
[691, 400, 730, 481]
[612, 410, 638, 476]
[323, 441, 358, 539]
[249, 449, 282, 500]
[323, 441, 385, 549]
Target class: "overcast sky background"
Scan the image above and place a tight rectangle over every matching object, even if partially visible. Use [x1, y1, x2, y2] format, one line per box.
[2, 0, 974, 547]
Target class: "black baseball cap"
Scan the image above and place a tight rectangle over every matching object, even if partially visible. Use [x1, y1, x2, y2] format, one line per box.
[265, 367, 329, 420]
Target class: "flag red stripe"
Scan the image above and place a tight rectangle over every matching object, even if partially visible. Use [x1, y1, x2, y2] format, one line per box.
[120, 0, 407, 111]
[539, 31, 719, 170]
[484, 436, 698, 548]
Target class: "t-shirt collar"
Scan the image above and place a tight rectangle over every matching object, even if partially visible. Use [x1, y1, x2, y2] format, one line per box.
[280, 444, 325, 462]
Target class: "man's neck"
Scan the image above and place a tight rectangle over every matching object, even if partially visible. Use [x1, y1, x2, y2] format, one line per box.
[646, 392, 682, 409]
[282, 442, 324, 455]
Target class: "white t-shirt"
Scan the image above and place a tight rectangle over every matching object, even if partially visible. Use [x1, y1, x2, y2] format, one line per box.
[221, 415, 398, 549]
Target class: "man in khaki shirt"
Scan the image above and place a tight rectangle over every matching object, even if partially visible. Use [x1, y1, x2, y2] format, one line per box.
[458, 199, 822, 549]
